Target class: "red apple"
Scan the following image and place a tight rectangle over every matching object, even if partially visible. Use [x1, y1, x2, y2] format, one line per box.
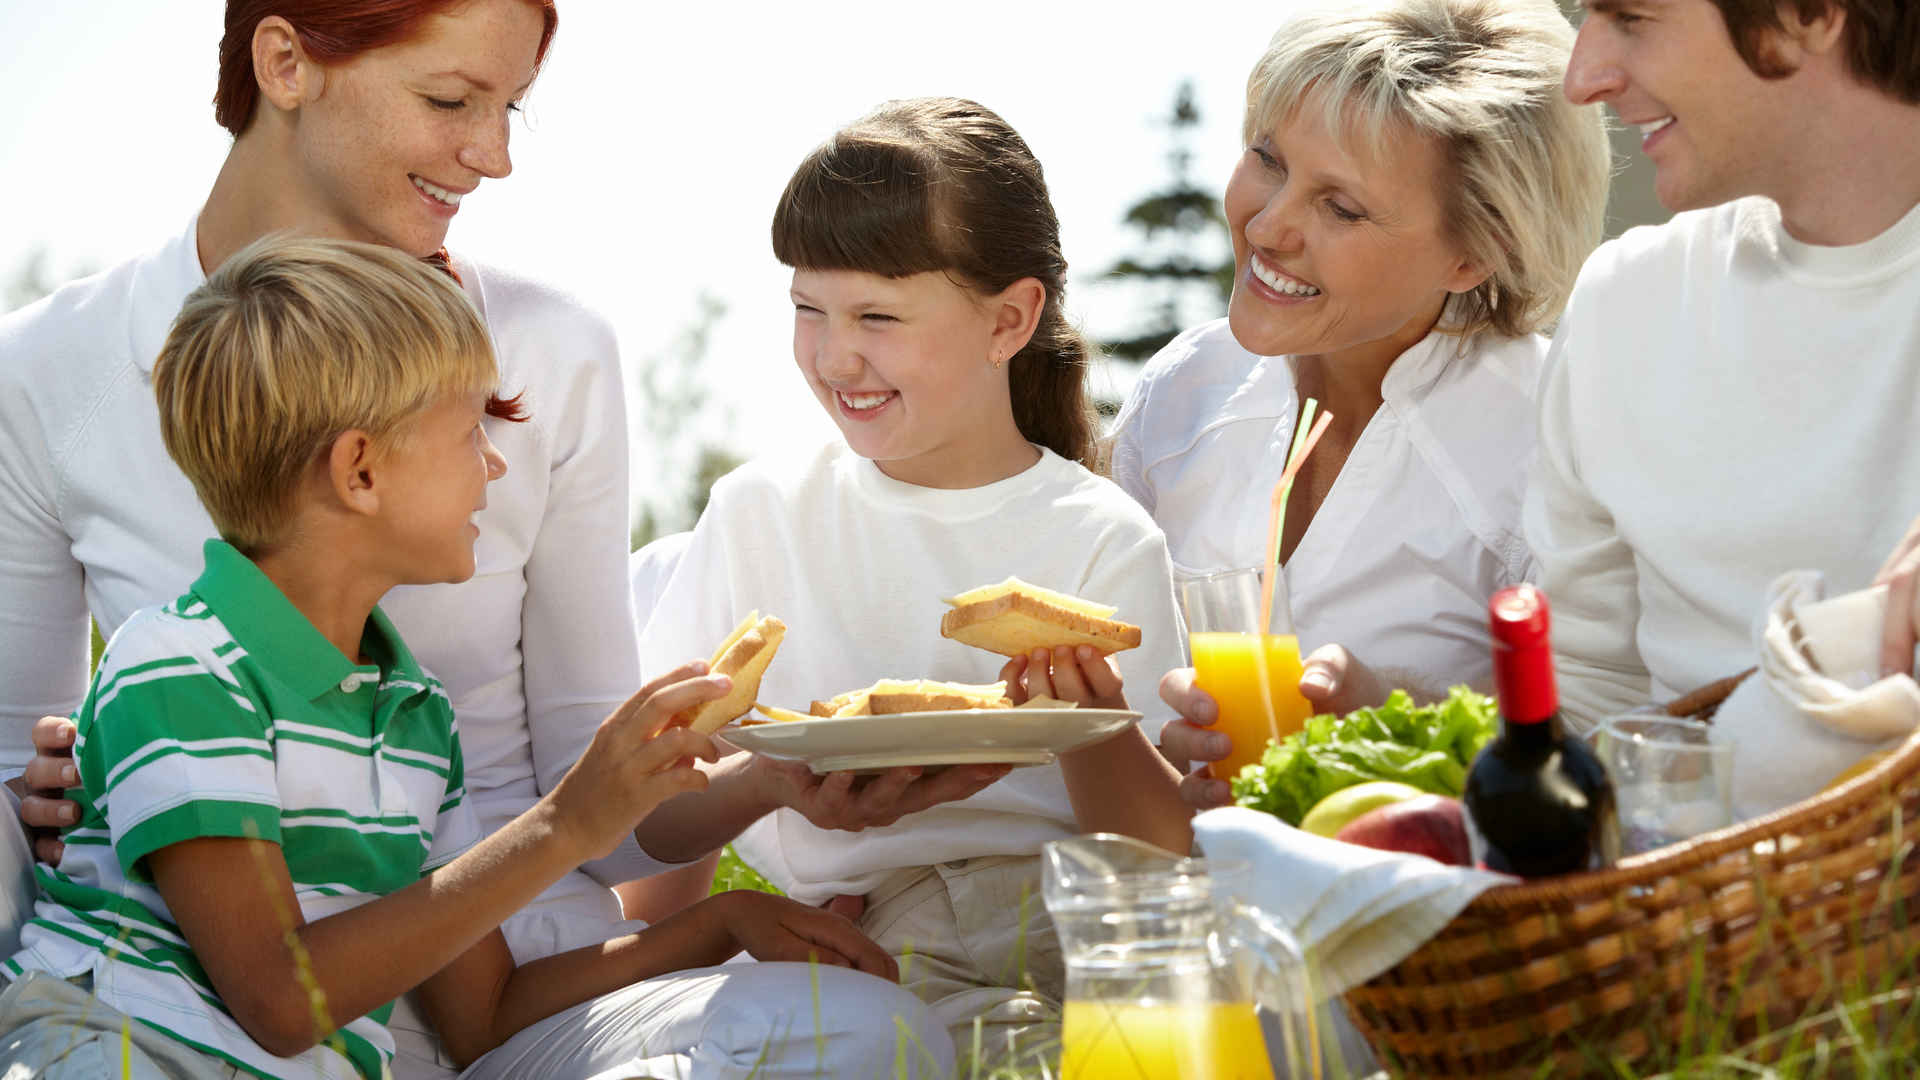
[1334, 794, 1472, 866]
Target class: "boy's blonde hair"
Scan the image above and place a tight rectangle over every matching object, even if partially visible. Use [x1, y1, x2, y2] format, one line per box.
[1244, 0, 1612, 339]
[153, 235, 498, 553]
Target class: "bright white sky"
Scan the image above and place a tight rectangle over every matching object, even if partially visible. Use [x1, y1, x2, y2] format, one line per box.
[0, 1, 1295, 523]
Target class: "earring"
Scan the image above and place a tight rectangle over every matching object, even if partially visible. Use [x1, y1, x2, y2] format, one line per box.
[990, 350, 1007, 370]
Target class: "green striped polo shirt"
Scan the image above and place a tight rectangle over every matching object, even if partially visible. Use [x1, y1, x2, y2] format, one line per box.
[5, 540, 481, 1080]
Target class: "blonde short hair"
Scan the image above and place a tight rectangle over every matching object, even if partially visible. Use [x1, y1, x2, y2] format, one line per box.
[1244, 0, 1612, 338]
[153, 235, 497, 552]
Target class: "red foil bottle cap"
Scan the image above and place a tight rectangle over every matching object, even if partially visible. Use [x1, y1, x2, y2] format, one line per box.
[1490, 585, 1557, 723]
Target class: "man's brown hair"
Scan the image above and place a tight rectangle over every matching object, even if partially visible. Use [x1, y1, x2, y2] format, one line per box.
[1708, 0, 1920, 102]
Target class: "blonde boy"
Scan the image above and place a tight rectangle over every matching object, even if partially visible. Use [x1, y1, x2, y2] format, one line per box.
[0, 236, 903, 1080]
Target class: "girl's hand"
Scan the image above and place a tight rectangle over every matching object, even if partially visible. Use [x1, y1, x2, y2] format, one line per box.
[710, 890, 898, 980]
[752, 757, 1011, 832]
[546, 660, 727, 859]
[9, 716, 82, 863]
[1000, 645, 1127, 710]
[1156, 667, 1233, 810]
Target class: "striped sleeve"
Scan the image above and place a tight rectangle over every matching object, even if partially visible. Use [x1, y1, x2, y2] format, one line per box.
[77, 610, 280, 881]
[422, 713, 480, 871]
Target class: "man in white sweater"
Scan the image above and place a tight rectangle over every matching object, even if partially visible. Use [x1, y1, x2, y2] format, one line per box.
[1526, 0, 1920, 732]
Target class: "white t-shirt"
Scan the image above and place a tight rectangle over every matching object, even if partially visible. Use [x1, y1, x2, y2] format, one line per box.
[1110, 318, 1540, 695]
[630, 531, 693, 634]
[1526, 196, 1920, 733]
[638, 439, 1186, 904]
[0, 216, 661, 960]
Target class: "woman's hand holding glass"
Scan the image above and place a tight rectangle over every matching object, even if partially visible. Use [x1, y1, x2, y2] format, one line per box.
[1159, 643, 1389, 810]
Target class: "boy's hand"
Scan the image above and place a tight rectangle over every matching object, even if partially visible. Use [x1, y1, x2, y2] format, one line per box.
[751, 757, 1011, 832]
[1000, 645, 1127, 711]
[710, 890, 897, 980]
[9, 715, 81, 863]
[548, 660, 728, 859]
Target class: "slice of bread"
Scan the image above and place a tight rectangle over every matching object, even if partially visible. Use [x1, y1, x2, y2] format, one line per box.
[795, 679, 1014, 719]
[940, 580, 1141, 658]
[866, 678, 1013, 714]
[675, 611, 786, 734]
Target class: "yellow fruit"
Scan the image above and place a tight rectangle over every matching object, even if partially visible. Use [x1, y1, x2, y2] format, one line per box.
[1823, 750, 1894, 791]
[1299, 781, 1428, 838]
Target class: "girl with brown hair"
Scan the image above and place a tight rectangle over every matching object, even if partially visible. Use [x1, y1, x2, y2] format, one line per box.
[636, 97, 1194, 1059]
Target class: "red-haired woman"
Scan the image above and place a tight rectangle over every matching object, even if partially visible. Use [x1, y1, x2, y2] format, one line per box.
[0, 3, 949, 1078]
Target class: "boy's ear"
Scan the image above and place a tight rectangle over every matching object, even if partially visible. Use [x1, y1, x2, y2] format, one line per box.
[988, 277, 1047, 367]
[252, 15, 325, 115]
[325, 430, 381, 517]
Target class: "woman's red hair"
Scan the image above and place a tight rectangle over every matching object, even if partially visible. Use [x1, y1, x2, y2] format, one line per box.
[214, 1, 559, 136]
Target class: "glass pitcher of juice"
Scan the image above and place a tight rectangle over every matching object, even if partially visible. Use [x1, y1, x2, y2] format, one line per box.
[1043, 833, 1322, 1080]
[1177, 567, 1315, 782]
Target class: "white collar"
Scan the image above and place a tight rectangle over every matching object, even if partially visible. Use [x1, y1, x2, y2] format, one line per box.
[129, 214, 208, 375]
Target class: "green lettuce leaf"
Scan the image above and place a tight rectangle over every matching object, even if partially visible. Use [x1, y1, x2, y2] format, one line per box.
[1230, 685, 1499, 826]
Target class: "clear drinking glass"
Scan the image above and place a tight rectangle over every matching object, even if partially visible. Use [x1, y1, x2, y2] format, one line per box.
[1593, 711, 1734, 856]
[1175, 567, 1313, 782]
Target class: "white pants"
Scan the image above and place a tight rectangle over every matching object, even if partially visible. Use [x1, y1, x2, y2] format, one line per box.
[0, 821, 948, 1080]
[459, 962, 953, 1080]
[0, 972, 243, 1079]
[860, 855, 1062, 1068]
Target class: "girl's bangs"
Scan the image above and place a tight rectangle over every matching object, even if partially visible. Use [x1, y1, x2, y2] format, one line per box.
[771, 138, 952, 278]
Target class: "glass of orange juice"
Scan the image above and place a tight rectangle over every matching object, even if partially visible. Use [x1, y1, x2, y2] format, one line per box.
[1176, 566, 1313, 782]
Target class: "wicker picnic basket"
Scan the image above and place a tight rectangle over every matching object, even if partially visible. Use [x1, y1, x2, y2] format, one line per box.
[1340, 671, 1920, 1077]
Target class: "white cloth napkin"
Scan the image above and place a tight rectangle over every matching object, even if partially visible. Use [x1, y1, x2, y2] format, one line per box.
[1191, 806, 1514, 999]
[1712, 570, 1920, 821]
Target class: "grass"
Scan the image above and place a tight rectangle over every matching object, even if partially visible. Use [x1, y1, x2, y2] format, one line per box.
[712, 845, 784, 896]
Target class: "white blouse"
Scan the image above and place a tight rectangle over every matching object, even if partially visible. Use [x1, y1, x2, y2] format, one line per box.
[1109, 318, 1542, 695]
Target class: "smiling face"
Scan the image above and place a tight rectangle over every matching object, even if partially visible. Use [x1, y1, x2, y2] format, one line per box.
[376, 391, 508, 584]
[1565, 0, 1795, 211]
[1223, 95, 1485, 363]
[289, 0, 544, 256]
[791, 268, 1030, 488]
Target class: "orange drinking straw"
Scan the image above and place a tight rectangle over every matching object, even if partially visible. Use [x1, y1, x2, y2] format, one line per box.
[1260, 406, 1334, 635]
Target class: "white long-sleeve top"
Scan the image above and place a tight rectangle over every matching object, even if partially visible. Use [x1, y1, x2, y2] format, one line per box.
[1525, 196, 1920, 734]
[638, 439, 1186, 904]
[1109, 318, 1540, 695]
[0, 216, 660, 957]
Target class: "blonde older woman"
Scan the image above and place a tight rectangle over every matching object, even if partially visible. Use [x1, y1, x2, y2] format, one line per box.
[1112, 0, 1613, 806]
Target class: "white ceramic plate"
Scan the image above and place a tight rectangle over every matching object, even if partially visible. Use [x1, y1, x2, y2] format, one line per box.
[718, 707, 1141, 774]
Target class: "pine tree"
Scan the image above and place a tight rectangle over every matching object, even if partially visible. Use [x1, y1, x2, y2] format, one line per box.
[1099, 82, 1235, 364]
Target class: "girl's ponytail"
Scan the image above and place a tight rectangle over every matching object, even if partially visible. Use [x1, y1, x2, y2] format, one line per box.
[1008, 296, 1097, 470]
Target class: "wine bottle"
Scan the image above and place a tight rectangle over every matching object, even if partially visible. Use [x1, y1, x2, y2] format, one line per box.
[1463, 584, 1618, 876]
